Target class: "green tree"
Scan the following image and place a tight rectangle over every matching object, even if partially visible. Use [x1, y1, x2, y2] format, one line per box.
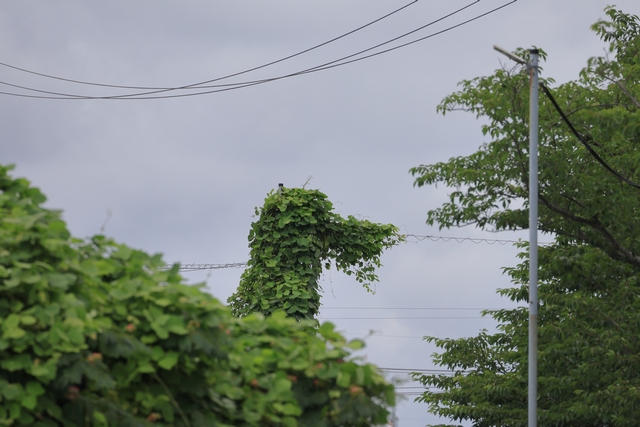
[0, 164, 394, 426]
[411, 6, 640, 267]
[416, 244, 640, 426]
[409, 7, 640, 426]
[228, 187, 401, 320]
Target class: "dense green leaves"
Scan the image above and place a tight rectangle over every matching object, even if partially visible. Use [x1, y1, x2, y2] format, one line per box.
[0, 165, 395, 426]
[415, 244, 640, 427]
[228, 187, 402, 320]
[410, 8, 640, 427]
[411, 7, 640, 269]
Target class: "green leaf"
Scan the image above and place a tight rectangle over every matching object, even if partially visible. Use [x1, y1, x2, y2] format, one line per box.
[273, 378, 292, 396]
[25, 382, 45, 397]
[166, 316, 188, 335]
[2, 384, 24, 401]
[336, 371, 351, 388]
[19, 315, 37, 326]
[111, 246, 133, 260]
[20, 394, 37, 410]
[9, 402, 20, 420]
[2, 326, 26, 340]
[29, 358, 58, 381]
[157, 352, 179, 370]
[1, 354, 31, 372]
[93, 410, 108, 427]
[3, 278, 20, 288]
[137, 363, 156, 374]
[151, 346, 165, 361]
[48, 273, 76, 290]
[346, 339, 365, 350]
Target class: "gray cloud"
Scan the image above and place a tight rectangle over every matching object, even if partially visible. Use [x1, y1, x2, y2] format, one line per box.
[2, 1, 638, 424]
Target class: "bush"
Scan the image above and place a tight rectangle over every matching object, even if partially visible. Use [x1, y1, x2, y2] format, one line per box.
[0, 164, 394, 426]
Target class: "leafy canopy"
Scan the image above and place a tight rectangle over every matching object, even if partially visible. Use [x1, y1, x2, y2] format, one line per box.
[411, 6, 640, 268]
[415, 243, 640, 427]
[410, 7, 640, 427]
[0, 164, 394, 427]
[228, 187, 401, 320]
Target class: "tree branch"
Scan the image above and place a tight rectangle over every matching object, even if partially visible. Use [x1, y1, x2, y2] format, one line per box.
[538, 194, 640, 268]
[613, 79, 640, 108]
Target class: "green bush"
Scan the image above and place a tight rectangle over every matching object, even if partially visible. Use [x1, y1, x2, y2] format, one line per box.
[228, 187, 401, 320]
[0, 164, 394, 426]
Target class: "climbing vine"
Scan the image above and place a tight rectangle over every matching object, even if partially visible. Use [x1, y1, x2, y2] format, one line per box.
[228, 187, 402, 320]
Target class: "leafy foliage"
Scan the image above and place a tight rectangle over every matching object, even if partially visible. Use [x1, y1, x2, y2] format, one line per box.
[0, 164, 394, 426]
[410, 6, 640, 268]
[409, 7, 640, 426]
[228, 187, 401, 320]
[415, 244, 640, 427]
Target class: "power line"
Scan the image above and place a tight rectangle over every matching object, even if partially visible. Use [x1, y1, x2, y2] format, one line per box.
[110, 1, 516, 100]
[540, 83, 640, 190]
[0, 0, 419, 92]
[163, 262, 248, 271]
[343, 332, 428, 340]
[394, 385, 425, 390]
[325, 317, 488, 320]
[168, 231, 541, 271]
[0, 1, 478, 99]
[403, 233, 538, 245]
[380, 367, 465, 374]
[322, 307, 502, 310]
[0, 1, 516, 100]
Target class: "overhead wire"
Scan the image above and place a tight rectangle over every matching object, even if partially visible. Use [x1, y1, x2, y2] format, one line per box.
[540, 83, 640, 190]
[174, 262, 248, 272]
[343, 332, 429, 340]
[403, 233, 542, 245]
[0, 1, 517, 100]
[101, 0, 483, 99]
[322, 306, 502, 310]
[166, 231, 541, 271]
[0, 0, 478, 99]
[320, 316, 489, 320]
[0, 0, 476, 99]
[380, 367, 464, 374]
[0, 0, 419, 91]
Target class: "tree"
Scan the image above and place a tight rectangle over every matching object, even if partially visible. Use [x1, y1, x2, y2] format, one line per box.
[0, 164, 394, 426]
[411, 6, 640, 268]
[416, 244, 640, 427]
[409, 7, 640, 426]
[228, 187, 401, 320]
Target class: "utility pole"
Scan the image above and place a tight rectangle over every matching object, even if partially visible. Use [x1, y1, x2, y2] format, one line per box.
[493, 46, 539, 427]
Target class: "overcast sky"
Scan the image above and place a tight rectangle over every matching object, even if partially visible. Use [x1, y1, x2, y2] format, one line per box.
[2, 1, 639, 425]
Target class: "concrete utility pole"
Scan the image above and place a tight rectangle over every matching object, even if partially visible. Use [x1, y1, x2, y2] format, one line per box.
[493, 45, 539, 427]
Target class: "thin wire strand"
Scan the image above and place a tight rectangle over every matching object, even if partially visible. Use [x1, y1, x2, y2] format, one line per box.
[163, 262, 247, 271]
[0, 1, 517, 100]
[103, 0, 482, 98]
[343, 332, 428, 339]
[321, 316, 488, 320]
[169, 231, 545, 271]
[403, 233, 536, 245]
[0, 0, 475, 99]
[380, 367, 466, 373]
[0, 0, 419, 91]
[322, 307, 501, 310]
